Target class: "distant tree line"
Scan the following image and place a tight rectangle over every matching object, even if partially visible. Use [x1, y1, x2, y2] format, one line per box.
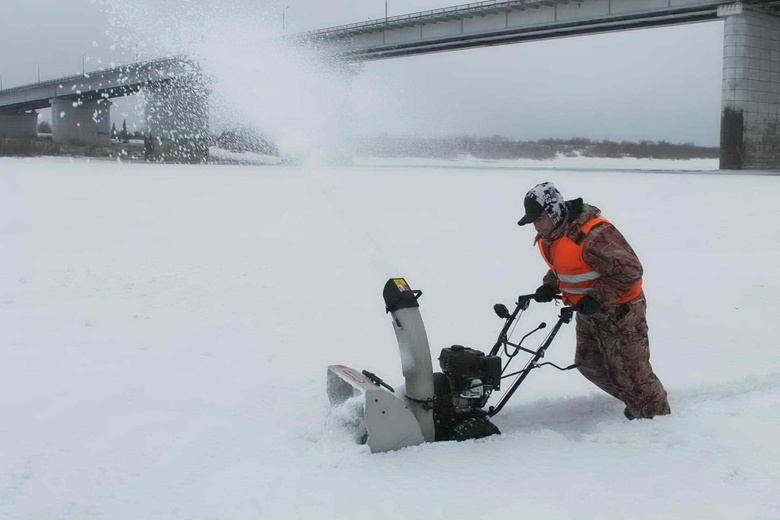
[37, 119, 145, 141]
[28, 123, 718, 161]
[34, 120, 278, 155]
[356, 135, 719, 161]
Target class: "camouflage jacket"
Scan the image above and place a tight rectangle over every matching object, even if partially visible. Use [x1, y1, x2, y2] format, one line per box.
[537, 199, 643, 305]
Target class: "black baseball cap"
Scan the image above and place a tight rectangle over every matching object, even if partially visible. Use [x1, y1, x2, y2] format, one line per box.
[517, 197, 543, 226]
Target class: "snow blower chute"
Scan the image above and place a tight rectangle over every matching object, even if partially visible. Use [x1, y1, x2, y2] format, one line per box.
[327, 278, 579, 453]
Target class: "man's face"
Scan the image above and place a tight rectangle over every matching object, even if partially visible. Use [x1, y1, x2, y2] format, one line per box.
[533, 211, 556, 237]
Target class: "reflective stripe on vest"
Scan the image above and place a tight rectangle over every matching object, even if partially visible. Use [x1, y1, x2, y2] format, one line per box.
[557, 271, 601, 284]
[561, 286, 593, 295]
[538, 216, 642, 305]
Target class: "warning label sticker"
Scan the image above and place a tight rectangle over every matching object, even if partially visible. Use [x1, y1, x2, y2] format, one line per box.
[341, 368, 366, 384]
[393, 278, 411, 291]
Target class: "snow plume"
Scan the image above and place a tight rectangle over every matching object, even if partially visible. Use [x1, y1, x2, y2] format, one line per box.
[97, 0, 355, 164]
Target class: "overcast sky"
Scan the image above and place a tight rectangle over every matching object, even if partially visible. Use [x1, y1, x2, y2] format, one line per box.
[0, 0, 724, 145]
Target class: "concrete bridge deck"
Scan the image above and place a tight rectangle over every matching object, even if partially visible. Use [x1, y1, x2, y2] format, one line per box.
[0, 57, 192, 114]
[300, 0, 780, 60]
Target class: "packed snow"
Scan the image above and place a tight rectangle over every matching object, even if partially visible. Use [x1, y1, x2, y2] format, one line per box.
[0, 157, 778, 519]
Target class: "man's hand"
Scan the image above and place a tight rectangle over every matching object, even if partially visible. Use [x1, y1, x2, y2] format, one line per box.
[534, 284, 557, 303]
[575, 295, 602, 316]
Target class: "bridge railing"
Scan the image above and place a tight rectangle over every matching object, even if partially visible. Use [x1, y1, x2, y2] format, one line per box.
[300, 0, 542, 38]
[0, 56, 187, 96]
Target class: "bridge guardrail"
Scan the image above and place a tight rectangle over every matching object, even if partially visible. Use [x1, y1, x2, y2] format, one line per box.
[0, 56, 188, 96]
[299, 0, 543, 38]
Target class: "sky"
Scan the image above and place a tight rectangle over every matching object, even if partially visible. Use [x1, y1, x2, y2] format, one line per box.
[0, 0, 724, 145]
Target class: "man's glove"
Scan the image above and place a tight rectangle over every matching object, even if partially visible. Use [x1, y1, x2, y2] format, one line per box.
[575, 295, 602, 316]
[534, 284, 557, 303]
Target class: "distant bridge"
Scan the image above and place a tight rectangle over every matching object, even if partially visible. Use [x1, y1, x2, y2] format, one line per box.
[300, 0, 779, 60]
[1, 0, 779, 167]
[0, 57, 190, 113]
[0, 57, 207, 160]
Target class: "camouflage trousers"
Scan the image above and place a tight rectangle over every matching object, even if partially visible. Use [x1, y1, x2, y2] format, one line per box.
[575, 292, 671, 419]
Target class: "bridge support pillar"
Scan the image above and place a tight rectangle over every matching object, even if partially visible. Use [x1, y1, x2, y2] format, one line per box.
[144, 76, 209, 163]
[720, 5, 780, 169]
[0, 111, 38, 138]
[50, 98, 112, 146]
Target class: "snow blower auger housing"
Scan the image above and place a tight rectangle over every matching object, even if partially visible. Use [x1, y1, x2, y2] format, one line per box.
[326, 278, 579, 453]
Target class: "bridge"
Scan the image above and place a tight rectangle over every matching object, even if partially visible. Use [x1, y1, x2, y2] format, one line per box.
[301, 0, 772, 60]
[1, 0, 778, 167]
[0, 57, 207, 161]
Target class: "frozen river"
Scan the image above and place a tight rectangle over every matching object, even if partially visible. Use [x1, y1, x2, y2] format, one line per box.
[0, 156, 777, 519]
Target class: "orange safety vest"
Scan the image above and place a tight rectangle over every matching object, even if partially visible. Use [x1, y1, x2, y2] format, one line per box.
[538, 217, 643, 305]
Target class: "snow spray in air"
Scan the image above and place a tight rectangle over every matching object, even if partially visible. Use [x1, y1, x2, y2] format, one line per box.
[98, 0, 356, 165]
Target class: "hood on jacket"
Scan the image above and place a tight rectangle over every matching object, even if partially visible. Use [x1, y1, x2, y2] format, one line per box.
[535, 198, 602, 245]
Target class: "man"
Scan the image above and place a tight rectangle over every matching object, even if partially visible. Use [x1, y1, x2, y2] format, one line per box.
[517, 182, 670, 420]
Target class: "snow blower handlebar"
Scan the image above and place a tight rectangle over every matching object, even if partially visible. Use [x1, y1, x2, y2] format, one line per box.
[487, 297, 577, 418]
[488, 293, 561, 357]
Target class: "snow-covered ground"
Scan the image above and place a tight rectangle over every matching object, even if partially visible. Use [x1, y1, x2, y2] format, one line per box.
[0, 156, 778, 520]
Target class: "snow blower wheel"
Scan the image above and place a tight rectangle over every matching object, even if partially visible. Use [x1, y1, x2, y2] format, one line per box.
[451, 417, 501, 441]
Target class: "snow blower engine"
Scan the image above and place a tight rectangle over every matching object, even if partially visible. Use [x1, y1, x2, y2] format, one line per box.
[327, 278, 579, 453]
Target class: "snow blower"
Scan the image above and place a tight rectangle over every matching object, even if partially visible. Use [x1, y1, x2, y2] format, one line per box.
[326, 278, 579, 453]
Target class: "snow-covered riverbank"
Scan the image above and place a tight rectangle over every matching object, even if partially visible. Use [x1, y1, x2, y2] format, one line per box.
[0, 157, 777, 519]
